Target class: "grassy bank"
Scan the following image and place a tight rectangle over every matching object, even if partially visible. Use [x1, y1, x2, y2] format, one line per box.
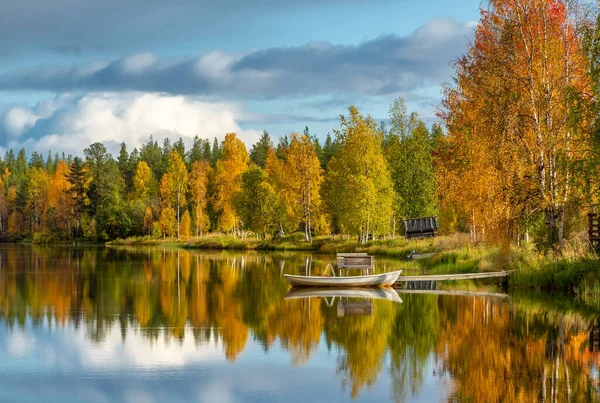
[109, 232, 450, 256]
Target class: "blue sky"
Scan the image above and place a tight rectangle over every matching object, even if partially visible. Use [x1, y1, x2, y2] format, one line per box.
[0, 0, 481, 156]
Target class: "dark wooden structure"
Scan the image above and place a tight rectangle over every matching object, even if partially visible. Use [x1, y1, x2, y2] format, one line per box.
[337, 300, 374, 317]
[394, 271, 510, 289]
[336, 253, 374, 275]
[404, 216, 439, 239]
[590, 213, 600, 253]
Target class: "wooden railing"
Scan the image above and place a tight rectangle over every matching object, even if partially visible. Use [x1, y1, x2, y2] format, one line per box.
[336, 253, 374, 275]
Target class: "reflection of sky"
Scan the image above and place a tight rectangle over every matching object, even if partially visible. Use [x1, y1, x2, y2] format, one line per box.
[0, 318, 448, 402]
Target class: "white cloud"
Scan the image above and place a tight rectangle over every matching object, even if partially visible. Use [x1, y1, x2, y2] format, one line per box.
[2, 92, 262, 156]
[122, 53, 159, 73]
[4, 107, 38, 136]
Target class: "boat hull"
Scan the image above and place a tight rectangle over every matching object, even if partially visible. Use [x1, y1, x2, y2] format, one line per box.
[284, 270, 402, 288]
[285, 287, 403, 303]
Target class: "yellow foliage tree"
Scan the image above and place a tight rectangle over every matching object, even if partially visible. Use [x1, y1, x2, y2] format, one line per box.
[166, 151, 188, 239]
[143, 206, 153, 236]
[7, 210, 23, 238]
[325, 106, 394, 242]
[24, 167, 50, 234]
[159, 206, 176, 238]
[264, 147, 298, 236]
[212, 133, 248, 234]
[189, 161, 211, 236]
[283, 133, 326, 242]
[133, 160, 152, 202]
[45, 161, 74, 235]
[180, 210, 191, 239]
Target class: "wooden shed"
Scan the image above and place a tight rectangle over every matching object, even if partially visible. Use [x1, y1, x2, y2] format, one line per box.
[404, 216, 439, 239]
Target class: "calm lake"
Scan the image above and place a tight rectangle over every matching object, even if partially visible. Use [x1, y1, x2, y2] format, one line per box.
[0, 245, 598, 402]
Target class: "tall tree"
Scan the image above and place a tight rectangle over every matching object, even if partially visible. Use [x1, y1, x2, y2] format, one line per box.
[0, 168, 9, 234]
[189, 135, 204, 164]
[23, 167, 49, 234]
[321, 133, 339, 169]
[249, 130, 273, 168]
[201, 139, 212, 161]
[189, 161, 212, 236]
[441, 0, 592, 249]
[385, 98, 437, 226]
[140, 136, 164, 179]
[165, 151, 188, 239]
[133, 161, 153, 203]
[276, 135, 290, 159]
[264, 148, 298, 236]
[84, 143, 127, 239]
[325, 106, 394, 242]
[45, 150, 55, 172]
[45, 160, 73, 237]
[285, 133, 325, 242]
[16, 149, 27, 178]
[66, 157, 88, 237]
[118, 142, 133, 191]
[173, 138, 186, 163]
[211, 137, 222, 166]
[4, 150, 16, 182]
[233, 166, 278, 238]
[212, 133, 249, 234]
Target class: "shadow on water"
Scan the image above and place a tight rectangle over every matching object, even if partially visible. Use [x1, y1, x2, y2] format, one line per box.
[0, 244, 599, 402]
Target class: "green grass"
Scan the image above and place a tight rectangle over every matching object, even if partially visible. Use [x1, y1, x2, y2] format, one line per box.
[509, 256, 600, 294]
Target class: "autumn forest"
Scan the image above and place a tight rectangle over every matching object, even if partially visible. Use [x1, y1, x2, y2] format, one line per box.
[1, 0, 600, 253]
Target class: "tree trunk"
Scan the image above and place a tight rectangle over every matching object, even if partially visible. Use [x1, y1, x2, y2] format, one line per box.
[544, 205, 565, 250]
[305, 175, 312, 243]
[176, 189, 181, 240]
[558, 205, 565, 251]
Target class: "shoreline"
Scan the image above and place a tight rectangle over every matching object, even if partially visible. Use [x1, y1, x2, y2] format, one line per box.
[4, 234, 600, 301]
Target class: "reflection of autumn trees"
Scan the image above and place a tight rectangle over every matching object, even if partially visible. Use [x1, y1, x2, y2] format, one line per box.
[265, 298, 323, 365]
[388, 294, 440, 402]
[1, 246, 599, 401]
[324, 299, 395, 398]
[437, 297, 600, 402]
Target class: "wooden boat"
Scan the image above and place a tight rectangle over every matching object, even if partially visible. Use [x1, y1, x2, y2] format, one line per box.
[285, 287, 403, 303]
[284, 270, 402, 288]
[406, 250, 436, 261]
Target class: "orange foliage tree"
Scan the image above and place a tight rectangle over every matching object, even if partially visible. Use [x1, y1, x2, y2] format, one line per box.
[440, 0, 593, 248]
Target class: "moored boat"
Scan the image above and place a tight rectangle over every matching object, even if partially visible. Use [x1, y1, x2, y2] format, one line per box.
[284, 270, 402, 288]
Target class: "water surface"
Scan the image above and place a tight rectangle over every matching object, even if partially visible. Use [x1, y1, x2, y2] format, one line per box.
[0, 245, 598, 402]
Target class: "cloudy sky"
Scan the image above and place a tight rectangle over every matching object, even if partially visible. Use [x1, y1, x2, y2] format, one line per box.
[0, 0, 480, 156]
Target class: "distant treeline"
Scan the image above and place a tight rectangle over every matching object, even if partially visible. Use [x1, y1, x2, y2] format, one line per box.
[0, 100, 438, 243]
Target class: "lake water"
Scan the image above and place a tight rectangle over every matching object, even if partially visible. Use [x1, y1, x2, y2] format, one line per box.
[0, 245, 598, 402]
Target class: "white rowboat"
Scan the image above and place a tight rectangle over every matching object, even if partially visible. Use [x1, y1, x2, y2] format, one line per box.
[284, 270, 402, 288]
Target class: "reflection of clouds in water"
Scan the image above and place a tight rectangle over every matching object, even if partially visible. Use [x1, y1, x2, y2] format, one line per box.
[124, 389, 157, 403]
[198, 380, 237, 403]
[0, 322, 398, 403]
[2, 322, 224, 371]
[6, 331, 36, 357]
[72, 326, 224, 369]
